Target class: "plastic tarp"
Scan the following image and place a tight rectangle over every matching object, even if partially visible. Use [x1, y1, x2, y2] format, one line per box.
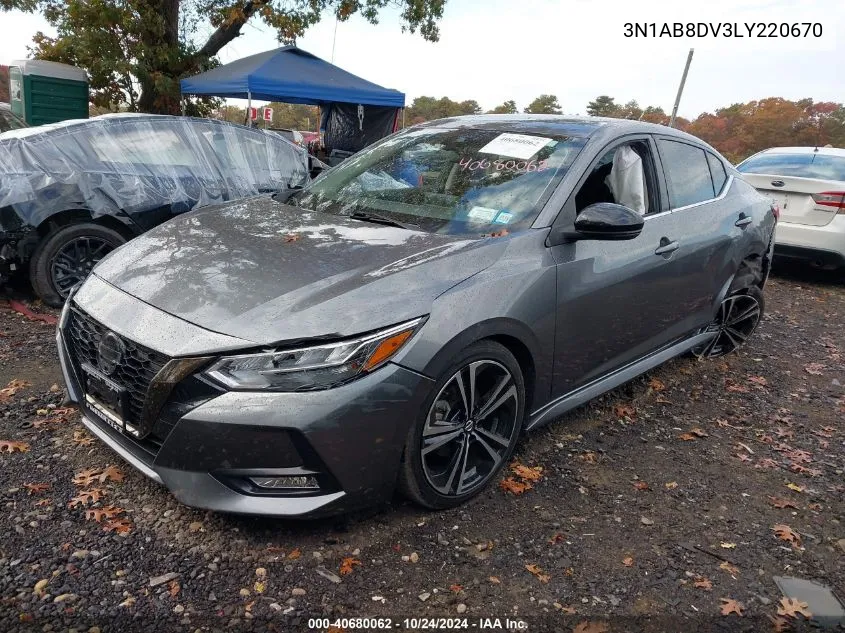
[321, 103, 398, 154]
[0, 114, 310, 229]
[180, 47, 405, 108]
[605, 145, 648, 214]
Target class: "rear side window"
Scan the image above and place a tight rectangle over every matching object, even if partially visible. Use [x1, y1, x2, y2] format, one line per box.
[657, 139, 714, 208]
[737, 152, 845, 181]
[707, 152, 727, 194]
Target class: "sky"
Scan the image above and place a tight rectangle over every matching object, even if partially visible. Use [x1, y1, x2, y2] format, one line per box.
[1, 0, 842, 119]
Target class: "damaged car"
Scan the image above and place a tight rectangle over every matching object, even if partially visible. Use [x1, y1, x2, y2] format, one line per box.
[57, 115, 777, 518]
[0, 114, 312, 305]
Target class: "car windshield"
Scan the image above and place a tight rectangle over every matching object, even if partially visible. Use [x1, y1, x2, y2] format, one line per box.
[291, 127, 587, 233]
[737, 152, 845, 181]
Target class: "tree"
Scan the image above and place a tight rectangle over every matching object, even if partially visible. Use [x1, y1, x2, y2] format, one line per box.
[3, 0, 447, 114]
[405, 96, 480, 124]
[617, 99, 643, 120]
[586, 95, 618, 117]
[524, 94, 561, 114]
[489, 100, 517, 114]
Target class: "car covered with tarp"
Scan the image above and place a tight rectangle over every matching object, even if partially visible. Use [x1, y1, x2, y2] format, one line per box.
[0, 113, 312, 305]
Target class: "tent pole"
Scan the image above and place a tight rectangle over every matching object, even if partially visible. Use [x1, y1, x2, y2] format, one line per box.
[247, 91, 252, 127]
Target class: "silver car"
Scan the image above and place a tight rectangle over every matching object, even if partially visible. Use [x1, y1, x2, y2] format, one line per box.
[57, 115, 777, 518]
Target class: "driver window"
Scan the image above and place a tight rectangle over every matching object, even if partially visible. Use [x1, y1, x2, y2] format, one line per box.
[575, 141, 653, 215]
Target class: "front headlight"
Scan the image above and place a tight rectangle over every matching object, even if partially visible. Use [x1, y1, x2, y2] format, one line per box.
[203, 317, 425, 391]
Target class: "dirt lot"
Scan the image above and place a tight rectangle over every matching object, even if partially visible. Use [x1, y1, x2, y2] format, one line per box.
[0, 264, 843, 633]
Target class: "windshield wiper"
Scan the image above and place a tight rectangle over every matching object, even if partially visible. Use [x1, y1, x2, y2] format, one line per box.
[348, 211, 420, 231]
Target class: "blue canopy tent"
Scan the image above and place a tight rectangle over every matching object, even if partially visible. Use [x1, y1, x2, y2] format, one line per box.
[180, 46, 405, 155]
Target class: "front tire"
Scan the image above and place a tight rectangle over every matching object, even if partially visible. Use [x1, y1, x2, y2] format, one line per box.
[29, 222, 126, 307]
[399, 340, 525, 510]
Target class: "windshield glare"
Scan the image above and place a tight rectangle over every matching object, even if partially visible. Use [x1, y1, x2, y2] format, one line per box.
[294, 128, 586, 234]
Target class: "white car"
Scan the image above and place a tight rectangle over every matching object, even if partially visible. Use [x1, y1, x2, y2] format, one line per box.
[737, 146, 845, 270]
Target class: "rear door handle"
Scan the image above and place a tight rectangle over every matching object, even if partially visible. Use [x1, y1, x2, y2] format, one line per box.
[735, 214, 753, 228]
[654, 239, 680, 256]
[771, 180, 785, 187]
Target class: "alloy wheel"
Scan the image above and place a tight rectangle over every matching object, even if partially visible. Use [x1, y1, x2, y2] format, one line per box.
[693, 292, 762, 358]
[421, 360, 520, 497]
[50, 237, 115, 297]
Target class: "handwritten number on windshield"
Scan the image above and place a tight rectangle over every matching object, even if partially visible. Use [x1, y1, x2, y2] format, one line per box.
[459, 157, 549, 173]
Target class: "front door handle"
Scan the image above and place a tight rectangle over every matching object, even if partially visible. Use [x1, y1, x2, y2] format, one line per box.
[771, 180, 785, 187]
[735, 214, 753, 228]
[654, 239, 680, 256]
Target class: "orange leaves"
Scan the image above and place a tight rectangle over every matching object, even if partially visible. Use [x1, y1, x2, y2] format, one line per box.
[0, 379, 30, 402]
[103, 518, 132, 535]
[0, 440, 29, 454]
[23, 483, 50, 495]
[720, 598, 744, 616]
[500, 461, 543, 495]
[84, 506, 123, 523]
[693, 576, 712, 590]
[678, 433, 697, 441]
[719, 561, 740, 575]
[803, 362, 824, 375]
[777, 597, 812, 619]
[524, 563, 550, 583]
[168, 579, 181, 598]
[68, 488, 106, 508]
[679, 428, 708, 441]
[647, 377, 665, 392]
[632, 481, 649, 491]
[773, 524, 801, 548]
[613, 403, 636, 419]
[768, 497, 798, 509]
[287, 548, 301, 560]
[622, 556, 634, 567]
[725, 380, 750, 393]
[72, 465, 124, 486]
[339, 557, 361, 576]
[71, 431, 94, 447]
[748, 375, 768, 387]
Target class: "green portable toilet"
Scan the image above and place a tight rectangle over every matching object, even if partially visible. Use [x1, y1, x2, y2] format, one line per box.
[9, 59, 88, 126]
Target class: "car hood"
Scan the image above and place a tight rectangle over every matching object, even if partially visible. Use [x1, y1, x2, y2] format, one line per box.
[93, 196, 502, 345]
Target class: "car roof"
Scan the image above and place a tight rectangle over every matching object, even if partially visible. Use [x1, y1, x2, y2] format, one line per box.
[414, 114, 705, 143]
[754, 146, 845, 157]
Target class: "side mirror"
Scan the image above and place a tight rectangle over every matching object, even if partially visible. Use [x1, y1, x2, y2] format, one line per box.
[571, 203, 644, 241]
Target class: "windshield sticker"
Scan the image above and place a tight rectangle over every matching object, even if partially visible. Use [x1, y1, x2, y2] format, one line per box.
[493, 211, 514, 224]
[467, 206, 500, 222]
[459, 157, 549, 173]
[478, 133, 554, 160]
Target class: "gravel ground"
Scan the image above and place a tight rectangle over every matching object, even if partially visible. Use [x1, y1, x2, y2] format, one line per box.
[0, 264, 843, 633]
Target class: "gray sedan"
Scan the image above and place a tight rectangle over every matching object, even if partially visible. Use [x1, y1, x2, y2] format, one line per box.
[56, 115, 777, 517]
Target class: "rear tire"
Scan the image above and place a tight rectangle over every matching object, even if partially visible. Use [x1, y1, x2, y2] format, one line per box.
[399, 341, 525, 510]
[692, 286, 764, 359]
[29, 222, 126, 307]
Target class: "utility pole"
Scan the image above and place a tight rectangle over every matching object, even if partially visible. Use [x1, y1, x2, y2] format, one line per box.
[669, 48, 694, 128]
[331, 18, 339, 63]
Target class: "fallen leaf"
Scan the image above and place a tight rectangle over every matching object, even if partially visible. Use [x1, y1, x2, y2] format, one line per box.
[573, 622, 609, 633]
[633, 481, 649, 491]
[777, 597, 812, 619]
[33, 579, 49, 595]
[254, 580, 266, 593]
[0, 440, 29, 454]
[748, 375, 768, 386]
[579, 451, 598, 464]
[255, 567, 267, 579]
[613, 403, 636, 418]
[72, 468, 102, 487]
[768, 497, 798, 509]
[524, 563, 550, 583]
[803, 363, 825, 375]
[0, 379, 31, 402]
[168, 579, 180, 598]
[693, 576, 712, 590]
[690, 427, 709, 438]
[118, 596, 136, 608]
[500, 477, 532, 495]
[449, 584, 463, 593]
[287, 548, 301, 560]
[678, 433, 697, 441]
[647, 377, 665, 391]
[559, 605, 577, 615]
[23, 483, 50, 495]
[720, 598, 744, 616]
[548, 532, 565, 544]
[665, 481, 678, 489]
[488, 576, 500, 584]
[339, 557, 361, 576]
[68, 489, 106, 508]
[786, 483, 804, 493]
[719, 561, 740, 575]
[99, 465, 124, 484]
[103, 518, 132, 535]
[720, 542, 737, 549]
[34, 498, 50, 507]
[725, 381, 750, 393]
[84, 506, 123, 523]
[283, 233, 301, 242]
[71, 431, 94, 447]
[510, 462, 543, 481]
[773, 524, 801, 548]
[622, 556, 634, 567]
[767, 615, 792, 633]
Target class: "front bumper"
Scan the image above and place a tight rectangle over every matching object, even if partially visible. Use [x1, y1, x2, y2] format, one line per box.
[57, 299, 434, 518]
[774, 215, 845, 267]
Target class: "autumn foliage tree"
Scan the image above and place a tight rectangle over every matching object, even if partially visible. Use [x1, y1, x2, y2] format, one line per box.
[1, 0, 447, 114]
